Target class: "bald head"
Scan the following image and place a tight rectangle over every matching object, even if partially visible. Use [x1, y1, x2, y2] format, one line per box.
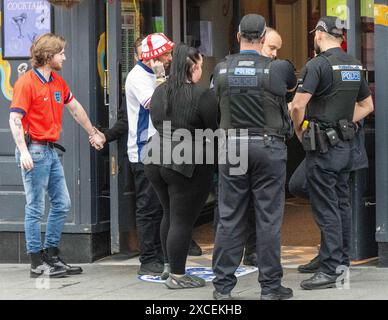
[262, 28, 282, 59]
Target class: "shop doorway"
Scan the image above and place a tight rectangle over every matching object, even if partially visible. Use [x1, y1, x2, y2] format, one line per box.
[105, 0, 376, 263]
[186, 0, 376, 261]
[184, 0, 323, 249]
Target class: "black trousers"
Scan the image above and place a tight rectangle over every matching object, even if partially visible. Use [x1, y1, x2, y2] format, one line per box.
[145, 164, 215, 274]
[288, 158, 352, 266]
[305, 140, 354, 275]
[130, 162, 163, 264]
[213, 183, 256, 256]
[288, 158, 309, 199]
[289, 125, 369, 267]
[212, 138, 287, 294]
[244, 205, 257, 255]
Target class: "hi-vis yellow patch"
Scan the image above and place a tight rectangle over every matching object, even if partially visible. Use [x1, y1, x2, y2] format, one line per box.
[375, 4, 388, 27]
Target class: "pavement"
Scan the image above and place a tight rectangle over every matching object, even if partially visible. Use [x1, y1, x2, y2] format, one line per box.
[0, 247, 387, 301]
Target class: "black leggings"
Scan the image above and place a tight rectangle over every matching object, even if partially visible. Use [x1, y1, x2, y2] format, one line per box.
[145, 164, 215, 274]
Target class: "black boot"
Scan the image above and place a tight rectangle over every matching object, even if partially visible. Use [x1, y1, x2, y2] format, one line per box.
[30, 251, 67, 278]
[260, 286, 293, 300]
[300, 272, 341, 290]
[297, 255, 320, 274]
[43, 248, 83, 275]
[243, 252, 257, 267]
[188, 240, 202, 256]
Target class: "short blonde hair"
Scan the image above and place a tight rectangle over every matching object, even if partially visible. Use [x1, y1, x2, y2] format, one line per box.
[30, 33, 66, 68]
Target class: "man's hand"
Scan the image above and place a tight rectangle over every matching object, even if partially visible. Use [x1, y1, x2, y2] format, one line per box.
[150, 59, 166, 79]
[89, 128, 106, 150]
[20, 150, 34, 171]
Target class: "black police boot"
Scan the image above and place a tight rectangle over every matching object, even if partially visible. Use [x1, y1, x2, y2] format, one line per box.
[43, 248, 83, 275]
[297, 255, 320, 273]
[188, 240, 202, 256]
[30, 251, 67, 278]
[243, 252, 257, 267]
[260, 286, 293, 300]
[138, 261, 164, 276]
[300, 271, 340, 290]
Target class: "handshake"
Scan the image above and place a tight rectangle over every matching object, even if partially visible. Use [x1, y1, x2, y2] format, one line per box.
[89, 127, 106, 151]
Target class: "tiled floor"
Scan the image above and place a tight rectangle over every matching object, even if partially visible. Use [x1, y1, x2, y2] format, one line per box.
[100, 244, 378, 270]
[187, 245, 319, 269]
[98, 197, 378, 268]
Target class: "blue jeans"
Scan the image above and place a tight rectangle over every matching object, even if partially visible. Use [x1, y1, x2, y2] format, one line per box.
[16, 145, 71, 254]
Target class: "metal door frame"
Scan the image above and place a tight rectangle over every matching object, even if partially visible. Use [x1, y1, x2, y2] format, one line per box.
[107, 0, 122, 254]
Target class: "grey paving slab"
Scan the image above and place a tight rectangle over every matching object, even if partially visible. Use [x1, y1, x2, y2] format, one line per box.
[1, 262, 388, 300]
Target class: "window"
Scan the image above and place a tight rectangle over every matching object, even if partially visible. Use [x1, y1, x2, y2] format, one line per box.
[121, 0, 166, 83]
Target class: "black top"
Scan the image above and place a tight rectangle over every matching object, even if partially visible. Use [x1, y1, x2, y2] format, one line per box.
[267, 59, 298, 96]
[297, 47, 371, 102]
[101, 97, 128, 143]
[151, 83, 219, 134]
[148, 83, 219, 177]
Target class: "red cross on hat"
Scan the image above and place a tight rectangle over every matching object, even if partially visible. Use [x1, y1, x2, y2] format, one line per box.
[141, 33, 174, 61]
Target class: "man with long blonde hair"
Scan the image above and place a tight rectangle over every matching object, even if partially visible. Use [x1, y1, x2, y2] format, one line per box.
[9, 33, 104, 278]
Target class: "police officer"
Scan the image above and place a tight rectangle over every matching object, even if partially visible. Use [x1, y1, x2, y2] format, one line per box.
[290, 121, 369, 274]
[212, 14, 297, 300]
[289, 16, 374, 290]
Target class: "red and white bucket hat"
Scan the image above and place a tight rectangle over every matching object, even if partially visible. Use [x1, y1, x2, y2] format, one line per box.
[141, 33, 174, 61]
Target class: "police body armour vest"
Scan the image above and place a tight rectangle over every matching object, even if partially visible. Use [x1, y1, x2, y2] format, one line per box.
[215, 53, 289, 136]
[307, 53, 363, 124]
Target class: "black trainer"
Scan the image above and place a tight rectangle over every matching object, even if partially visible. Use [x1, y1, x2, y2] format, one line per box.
[260, 286, 293, 300]
[243, 252, 257, 267]
[43, 248, 83, 275]
[188, 240, 202, 256]
[138, 261, 164, 276]
[300, 271, 341, 290]
[297, 255, 320, 274]
[30, 251, 67, 278]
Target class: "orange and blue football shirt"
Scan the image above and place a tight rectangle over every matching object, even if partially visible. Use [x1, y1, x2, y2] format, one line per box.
[9, 68, 74, 142]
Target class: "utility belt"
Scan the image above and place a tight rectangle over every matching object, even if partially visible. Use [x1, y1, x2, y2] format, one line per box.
[302, 119, 356, 154]
[228, 133, 285, 146]
[227, 127, 285, 139]
[25, 133, 66, 153]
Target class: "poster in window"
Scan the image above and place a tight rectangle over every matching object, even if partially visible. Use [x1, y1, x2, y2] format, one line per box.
[1, 0, 52, 59]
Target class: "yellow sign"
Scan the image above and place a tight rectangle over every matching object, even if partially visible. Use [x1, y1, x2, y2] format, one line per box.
[361, 0, 374, 18]
[326, 0, 348, 20]
[375, 4, 388, 27]
[97, 32, 106, 88]
[0, 48, 13, 101]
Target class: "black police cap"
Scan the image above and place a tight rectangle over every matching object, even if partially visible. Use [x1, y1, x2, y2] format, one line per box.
[239, 14, 267, 39]
[310, 16, 346, 37]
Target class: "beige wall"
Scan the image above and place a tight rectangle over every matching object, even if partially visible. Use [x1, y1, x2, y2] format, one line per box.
[186, 0, 233, 87]
[240, 0, 271, 23]
[275, 0, 308, 71]
[185, 0, 311, 84]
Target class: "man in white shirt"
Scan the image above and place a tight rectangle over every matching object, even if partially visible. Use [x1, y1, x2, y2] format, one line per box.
[125, 33, 173, 275]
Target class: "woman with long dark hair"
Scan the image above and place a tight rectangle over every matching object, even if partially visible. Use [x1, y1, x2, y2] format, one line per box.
[144, 44, 218, 289]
